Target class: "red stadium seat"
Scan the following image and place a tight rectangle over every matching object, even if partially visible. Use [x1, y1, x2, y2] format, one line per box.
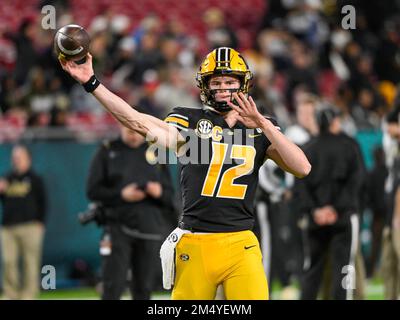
[0, 0, 266, 51]
[318, 70, 341, 99]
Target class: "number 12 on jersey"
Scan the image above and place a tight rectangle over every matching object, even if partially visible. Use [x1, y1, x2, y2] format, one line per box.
[201, 142, 256, 200]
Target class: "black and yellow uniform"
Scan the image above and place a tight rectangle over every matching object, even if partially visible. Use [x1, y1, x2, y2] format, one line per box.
[165, 106, 279, 299]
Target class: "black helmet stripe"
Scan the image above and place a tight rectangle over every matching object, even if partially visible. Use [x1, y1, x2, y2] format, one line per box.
[216, 47, 230, 68]
[223, 48, 227, 66]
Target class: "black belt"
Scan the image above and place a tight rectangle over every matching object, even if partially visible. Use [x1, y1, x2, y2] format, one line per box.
[178, 221, 209, 233]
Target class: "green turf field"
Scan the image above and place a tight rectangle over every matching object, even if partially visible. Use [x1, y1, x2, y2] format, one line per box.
[37, 277, 386, 300]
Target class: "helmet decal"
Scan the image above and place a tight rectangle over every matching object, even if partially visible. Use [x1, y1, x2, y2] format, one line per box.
[216, 47, 231, 68]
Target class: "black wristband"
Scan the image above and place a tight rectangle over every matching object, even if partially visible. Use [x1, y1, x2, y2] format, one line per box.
[82, 75, 100, 93]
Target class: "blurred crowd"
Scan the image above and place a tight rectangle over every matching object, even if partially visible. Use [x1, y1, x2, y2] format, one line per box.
[0, 0, 399, 141]
[1, 0, 400, 299]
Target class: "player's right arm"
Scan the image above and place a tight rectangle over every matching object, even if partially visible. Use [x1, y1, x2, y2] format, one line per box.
[59, 53, 185, 152]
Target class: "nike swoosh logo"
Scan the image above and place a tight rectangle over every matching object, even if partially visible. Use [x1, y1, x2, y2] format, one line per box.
[248, 134, 261, 138]
[244, 245, 256, 250]
[92, 80, 96, 85]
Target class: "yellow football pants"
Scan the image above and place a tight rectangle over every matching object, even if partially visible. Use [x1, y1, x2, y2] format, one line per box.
[172, 230, 269, 300]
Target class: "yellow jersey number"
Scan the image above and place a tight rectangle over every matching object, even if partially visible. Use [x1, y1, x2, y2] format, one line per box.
[201, 142, 256, 200]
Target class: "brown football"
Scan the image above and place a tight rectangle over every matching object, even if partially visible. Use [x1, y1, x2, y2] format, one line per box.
[54, 24, 90, 63]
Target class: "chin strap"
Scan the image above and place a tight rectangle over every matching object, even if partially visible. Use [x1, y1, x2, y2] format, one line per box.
[213, 101, 231, 112]
[207, 88, 242, 112]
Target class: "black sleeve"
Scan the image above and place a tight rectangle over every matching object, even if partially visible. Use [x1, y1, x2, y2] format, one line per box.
[154, 165, 175, 208]
[164, 107, 190, 132]
[296, 146, 318, 214]
[156, 164, 180, 228]
[34, 175, 47, 223]
[86, 145, 122, 205]
[335, 142, 363, 213]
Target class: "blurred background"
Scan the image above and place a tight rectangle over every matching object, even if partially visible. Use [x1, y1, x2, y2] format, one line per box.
[0, 0, 399, 299]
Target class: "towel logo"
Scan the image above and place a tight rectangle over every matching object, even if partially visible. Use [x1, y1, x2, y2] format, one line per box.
[180, 254, 190, 261]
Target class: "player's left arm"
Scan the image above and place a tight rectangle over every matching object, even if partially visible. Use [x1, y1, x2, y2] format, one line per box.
[228, 92, 311, 178]
[264, 134, 310, 178]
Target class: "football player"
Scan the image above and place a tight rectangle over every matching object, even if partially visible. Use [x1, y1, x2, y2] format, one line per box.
[59, 47, 311, 300]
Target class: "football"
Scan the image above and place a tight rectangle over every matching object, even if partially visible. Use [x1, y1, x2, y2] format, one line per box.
[54, 24, 90, 64]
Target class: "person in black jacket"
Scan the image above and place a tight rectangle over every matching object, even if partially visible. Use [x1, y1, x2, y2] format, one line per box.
[366, 147, 388, 278]
[0, 145, 47, 299]
[86, 125, 177, 300]
[381, 95, 400, 299]
[298, 108, 363, 300]
[3, 18, 38, 87]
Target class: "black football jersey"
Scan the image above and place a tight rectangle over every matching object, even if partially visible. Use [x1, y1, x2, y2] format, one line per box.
[165, 106, 279, 232]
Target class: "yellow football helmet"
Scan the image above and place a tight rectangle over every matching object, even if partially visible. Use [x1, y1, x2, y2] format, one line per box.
[196, 47, 253, 112]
